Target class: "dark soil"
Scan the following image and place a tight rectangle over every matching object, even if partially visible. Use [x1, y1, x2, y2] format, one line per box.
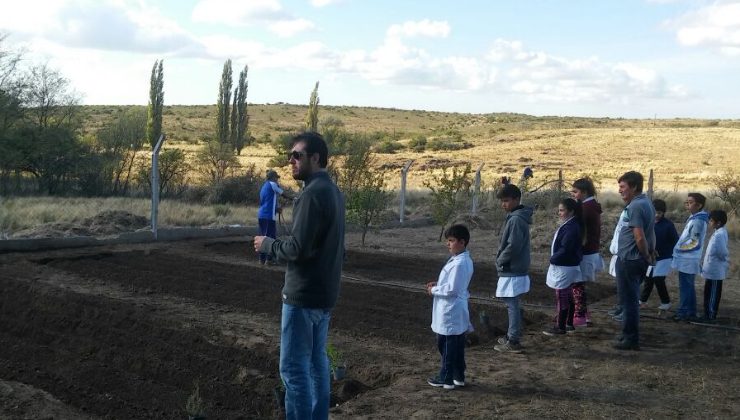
[1, 235, 739, 419]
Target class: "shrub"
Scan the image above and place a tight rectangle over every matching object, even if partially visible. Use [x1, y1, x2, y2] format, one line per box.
[712, 171, 740, 216]
[205, 164, 261, 204]
[374, 139, 404, 154]
[408, 135, 427, 152]
[424, 163, 473, 240]
[428, 136, 472, 151]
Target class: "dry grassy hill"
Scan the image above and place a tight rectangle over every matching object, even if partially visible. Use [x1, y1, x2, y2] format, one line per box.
[79, 104, 740, 191]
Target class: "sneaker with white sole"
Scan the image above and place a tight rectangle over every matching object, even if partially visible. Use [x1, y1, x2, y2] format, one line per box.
[658, 302, 671, 311]
[497, 336, 508, 345]
[453, 379, 465, 387]
[427, 377, 455, 390]
[494, 341, 523, 353]
[543, 327, 566, 336]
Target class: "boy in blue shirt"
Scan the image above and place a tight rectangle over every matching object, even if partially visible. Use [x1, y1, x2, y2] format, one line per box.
[426, 224, 474, 390]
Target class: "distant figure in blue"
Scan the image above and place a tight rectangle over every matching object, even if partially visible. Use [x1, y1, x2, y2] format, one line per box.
[257, 170, 292, 264]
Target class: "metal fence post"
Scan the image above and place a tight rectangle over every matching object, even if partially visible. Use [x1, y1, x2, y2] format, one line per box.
[399, 160, 414, 223]
[471, 163, 484, 215]
[151, 134, 165, 240]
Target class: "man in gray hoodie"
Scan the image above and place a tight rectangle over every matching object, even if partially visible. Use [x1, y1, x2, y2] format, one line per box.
[493, 184, 534, 353]
[254, 132, 345, 420]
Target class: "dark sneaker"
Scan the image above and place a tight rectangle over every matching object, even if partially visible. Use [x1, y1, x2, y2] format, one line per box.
[612, 313, 624, 322]
[494, 341, 523, 353]
[542, 327, 566, 336]
[427, 377, 454, 390]
[672, 315, 688, 322]
[608, 306, 622, 317]
[565, 325, 576, 333]
[613, 340, 640, 351]
[453, 379, 465, 387]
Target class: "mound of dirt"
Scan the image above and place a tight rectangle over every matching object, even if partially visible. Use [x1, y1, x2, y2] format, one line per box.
[12, 210, 149, 239]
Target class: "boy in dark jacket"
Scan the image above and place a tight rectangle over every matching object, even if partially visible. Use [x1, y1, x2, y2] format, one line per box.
[493, 184, 533, 353]
[640, 199, 679, 310]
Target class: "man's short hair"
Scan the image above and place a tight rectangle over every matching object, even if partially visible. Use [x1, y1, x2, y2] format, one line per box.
[617, 171, 644, 193]
[444, 224, 470, 246]
[292, 131, 328, 168]
[688, 192, 706, 209]
[653, 199, 667, 213]
[497, 184, 522, 200]
[709, 209, 727, 226]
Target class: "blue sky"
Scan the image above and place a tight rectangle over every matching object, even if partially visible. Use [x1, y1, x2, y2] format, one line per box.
[2, 0, 739, 118]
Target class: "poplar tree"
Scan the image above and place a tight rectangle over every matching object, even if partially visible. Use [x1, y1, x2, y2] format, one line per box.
[234, 65, 249, 154]
[305, 81, 319, 132]
[216, 59, 232, 144]
[230, 92, 237, 149]
[146, 60, 164, 148]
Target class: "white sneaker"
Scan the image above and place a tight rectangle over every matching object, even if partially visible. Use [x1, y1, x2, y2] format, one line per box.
[453, 380, 465, 387]
[658, 303, 672, 311]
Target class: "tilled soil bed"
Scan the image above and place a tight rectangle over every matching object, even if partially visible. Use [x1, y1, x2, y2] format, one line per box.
[1, 234, 739, 419]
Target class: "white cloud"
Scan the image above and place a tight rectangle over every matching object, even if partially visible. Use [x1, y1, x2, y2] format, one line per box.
[191, 0, 314, 37]
[268, 18, 316, 38]
[387, 19, 451, 39]
[669, 1, 740, 55]
[0, 0, 202, 55]
[310, 0, 342, 7]
[191, 0, 288, 25]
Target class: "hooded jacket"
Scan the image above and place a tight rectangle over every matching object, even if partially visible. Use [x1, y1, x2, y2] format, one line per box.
[496, 205, 533, 277]
[672, 210, 709, 274]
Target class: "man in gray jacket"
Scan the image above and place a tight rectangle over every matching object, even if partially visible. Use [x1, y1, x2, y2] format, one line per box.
[493, 184, 533, 353]
[254, 132, 345, 420]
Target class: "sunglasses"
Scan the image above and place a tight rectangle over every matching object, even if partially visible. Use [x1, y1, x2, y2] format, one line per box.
[287, 150, 310, 161]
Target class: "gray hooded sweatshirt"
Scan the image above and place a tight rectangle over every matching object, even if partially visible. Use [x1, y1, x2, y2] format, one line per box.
[496, 205, 534, 277]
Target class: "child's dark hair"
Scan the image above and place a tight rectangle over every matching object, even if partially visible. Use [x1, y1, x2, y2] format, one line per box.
[687, 192, 706, 210]
[561, 197, 585, 242]
[444, 224, 470, 246]
[709, 209, 727, 227]
[572, 177, 596, 197]
[653, 199, 667, 213]
[497, 184, 521, 200]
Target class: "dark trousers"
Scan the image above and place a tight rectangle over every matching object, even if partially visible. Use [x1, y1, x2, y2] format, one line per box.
[616, 257, 647, 344]
[641, 274, 670, 304]
[703, 280, 723, 319]
[555, 286, 574, 330]
[258, 218, 276, 263]
[437, 333, 465, 384]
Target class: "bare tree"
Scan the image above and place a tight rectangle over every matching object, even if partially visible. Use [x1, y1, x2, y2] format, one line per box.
[22, 62, 80, 130]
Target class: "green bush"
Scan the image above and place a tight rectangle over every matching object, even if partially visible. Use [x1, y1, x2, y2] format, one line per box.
[205, 164, 261, 204]
[428, 136, 471, 151]
[375, 139, 404, 154]
[409, 135, 427, 152]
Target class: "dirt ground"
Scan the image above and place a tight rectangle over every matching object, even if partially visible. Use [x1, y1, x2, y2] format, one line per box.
[1, 224, 739, 419]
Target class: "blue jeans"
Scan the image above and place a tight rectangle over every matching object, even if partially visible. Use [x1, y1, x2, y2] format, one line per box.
[280, 303, 331, 420]
[677, 271, 697, 318]
[501, 296, 522, 343]
[616, 257, 646, 344]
